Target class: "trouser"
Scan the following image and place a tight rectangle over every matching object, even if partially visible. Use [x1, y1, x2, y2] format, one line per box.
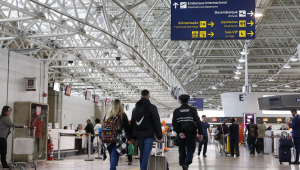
[258, 138, 264, 153]
[137, 137, 154, 170]
[127, 144, 132, 162]
[0, 138, 8, 167]
[248, 137, 256, 154]
[218, 134, 225, 151]
[293, 138, 300, 162]
[177, 135, 196, 166]
[230, 137, 239, 156]
[107, 143, 119, 170]
[199, 136, 208, 155]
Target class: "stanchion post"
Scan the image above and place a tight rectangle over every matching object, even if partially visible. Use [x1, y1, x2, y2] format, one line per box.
[85, 133, 94, 161]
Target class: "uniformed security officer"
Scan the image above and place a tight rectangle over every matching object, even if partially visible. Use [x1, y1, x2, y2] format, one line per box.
[172, 94, 203, 170]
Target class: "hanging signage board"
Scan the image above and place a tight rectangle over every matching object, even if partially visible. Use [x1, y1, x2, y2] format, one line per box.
[65, 85, 72, 96]
[171, 0, 255, 40]
[188, 98, 203, 111]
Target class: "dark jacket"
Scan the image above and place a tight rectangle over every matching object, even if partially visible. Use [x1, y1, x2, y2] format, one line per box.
[229, 123, 239, 139]
[217, 124, 228, 134]
[172, 104, 203, 137]
[85, 122, 95, 135]
[130, 97, 163, 140]
[289, 114, 300, 138]
[119, 113, 132, 141]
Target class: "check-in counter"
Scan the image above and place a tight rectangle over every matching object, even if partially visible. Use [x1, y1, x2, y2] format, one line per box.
[48, 129, 87, 151]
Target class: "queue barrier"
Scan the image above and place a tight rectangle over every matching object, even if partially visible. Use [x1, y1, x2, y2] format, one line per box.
[54, 132, 94, 161]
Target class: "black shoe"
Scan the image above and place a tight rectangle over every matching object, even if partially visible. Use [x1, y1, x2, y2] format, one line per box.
[291, 162, 300, 164]
[236, 152, 240, 157]
[203, 154, 207, 157]
[182, 164, 189, 170]
[230, 155, 234, 157]
[198, 151, 200, 156]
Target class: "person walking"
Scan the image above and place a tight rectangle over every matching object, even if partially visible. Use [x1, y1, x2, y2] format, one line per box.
[130, 90, 163, 170]
[257, 121, 266, 154]
[217, 121, 228, 153]
[104, 99, 132, 170]
[172, 94, 203, 170]
[287, 108, 300, 164]
[84, 119, 95, 154]
[245, 118, 258, 155]
[0, 106, 28, 168]
[198, 115, 211, 157]
[228, 118, 240, 157]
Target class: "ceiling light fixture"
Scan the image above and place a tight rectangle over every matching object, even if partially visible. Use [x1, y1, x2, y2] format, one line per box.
[234, 75, 240, 79]
[268, 77, 274, 82]
[115, 52, 122, 61]
[65, 0, 72, 5]
[220, 83, 224, 86]
[291, 55, 298, 62]
[235, 70, 241, 75]
[255, 12, 263, 17]
[283, 63, 291, 69]
[97, 16, 105, 27]
[237, 63, 244, 69]
[285, 84, 290, 88]
[212, 86, 217, 90]
[240, 49, 249, 55]
[252, 84, 258, 87]
[239, 56, 245, 63]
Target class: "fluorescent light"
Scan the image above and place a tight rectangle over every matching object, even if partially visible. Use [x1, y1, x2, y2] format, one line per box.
[97, 17, 104, 27]
[291, 55, 298, 62]
[234, 75, 240, 79]
[237, 63, 244, 69]
[212, 86, 217, 90]
[255, 12, 263, 17]
[268, 77, 274, 82]
[239, 56, 245, 63]
[66, 0, 72, 5]
[252, 84, 257, 87]
[283, 63, 291, 69]
[235, 70, 241, 75]
[220, 83, 224, 86]
[209, 103, 212, 106]
[285, 85, 290, 88]
[240, 49, 249, 55]
[199, 91, 203, 94]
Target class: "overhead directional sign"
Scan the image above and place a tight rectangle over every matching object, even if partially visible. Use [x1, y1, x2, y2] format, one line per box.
[171, 0, 256, 40]
[189, 98, 204, 111]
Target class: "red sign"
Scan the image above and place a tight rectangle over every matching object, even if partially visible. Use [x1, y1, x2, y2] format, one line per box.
[94, 95, 99, 104]
[78, 124, 82, 130]
[105, 98, 110, 106]
[65, 85, 72, 96]
[25, 77, 37, 91]
[36, 106, 41, 116]
[212, 118, 217, 122]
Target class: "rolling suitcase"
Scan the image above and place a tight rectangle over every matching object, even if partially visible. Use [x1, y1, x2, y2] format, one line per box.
[279, 148, 291, 164]
[147, 143, 169, 170]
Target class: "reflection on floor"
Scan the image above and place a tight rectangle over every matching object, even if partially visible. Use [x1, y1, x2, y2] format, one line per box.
[17, 144, 299, 170]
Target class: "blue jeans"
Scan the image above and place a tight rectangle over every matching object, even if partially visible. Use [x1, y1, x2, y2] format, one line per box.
[294, 138, 300, 162]
[107, 143, 119, 170]
[177, 134, 196, 166]
[137, 137, 154, 170]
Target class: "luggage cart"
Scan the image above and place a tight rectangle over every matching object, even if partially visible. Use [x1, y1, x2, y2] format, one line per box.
[11, 127, 37, 170]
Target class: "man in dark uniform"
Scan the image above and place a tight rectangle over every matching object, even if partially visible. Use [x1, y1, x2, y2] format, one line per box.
[172, 94, 203, 170]
[229, 118, 240, 157]
[287, 108, 300, 164]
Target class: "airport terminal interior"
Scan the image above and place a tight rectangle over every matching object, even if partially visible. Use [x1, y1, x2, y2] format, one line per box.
[1, 0, 300, 169]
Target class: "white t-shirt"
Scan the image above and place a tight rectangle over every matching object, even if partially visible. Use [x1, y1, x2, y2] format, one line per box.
[94, 123, 102, 134]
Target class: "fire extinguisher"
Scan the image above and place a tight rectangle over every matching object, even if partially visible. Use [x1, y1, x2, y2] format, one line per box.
[47, 140, 54, 161]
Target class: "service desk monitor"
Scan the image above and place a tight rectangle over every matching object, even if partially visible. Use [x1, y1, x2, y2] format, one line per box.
[171, 0, 255, 40]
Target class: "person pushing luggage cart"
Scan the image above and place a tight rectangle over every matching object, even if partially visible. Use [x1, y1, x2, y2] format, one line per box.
[172, 94, 203, 170]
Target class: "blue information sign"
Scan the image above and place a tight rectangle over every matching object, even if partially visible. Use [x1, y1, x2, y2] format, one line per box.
[171, 0, 255, 40]
[189, 98, 204, 111]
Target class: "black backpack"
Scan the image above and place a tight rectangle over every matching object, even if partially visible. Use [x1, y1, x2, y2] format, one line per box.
[134, 105, 152, 130]
[249, 124, 256, 137]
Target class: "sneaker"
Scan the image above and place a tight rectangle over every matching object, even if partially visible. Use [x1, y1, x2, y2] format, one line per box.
[182, 164, 189, 170]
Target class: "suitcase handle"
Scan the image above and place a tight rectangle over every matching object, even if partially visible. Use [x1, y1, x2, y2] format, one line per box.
[155, 142, 164, 156]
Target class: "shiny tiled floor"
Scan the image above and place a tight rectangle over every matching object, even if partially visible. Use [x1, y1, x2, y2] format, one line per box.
[19, 144, 299, 170]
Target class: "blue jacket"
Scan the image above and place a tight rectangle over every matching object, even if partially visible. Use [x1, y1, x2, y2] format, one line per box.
[289, 114, 300, 138]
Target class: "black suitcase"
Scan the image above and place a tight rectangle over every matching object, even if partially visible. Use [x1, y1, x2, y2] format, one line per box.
[279, 148, 291, 164]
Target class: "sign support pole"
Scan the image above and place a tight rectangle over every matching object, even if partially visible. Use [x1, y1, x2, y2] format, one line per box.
[245, 44, 248, 86]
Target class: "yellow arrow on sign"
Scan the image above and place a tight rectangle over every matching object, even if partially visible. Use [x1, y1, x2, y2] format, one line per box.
[208, 21, 214, 27]
[208, 31, 214, 37]
[247, 31, 254, 36]
[247, 21, 254, 26]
